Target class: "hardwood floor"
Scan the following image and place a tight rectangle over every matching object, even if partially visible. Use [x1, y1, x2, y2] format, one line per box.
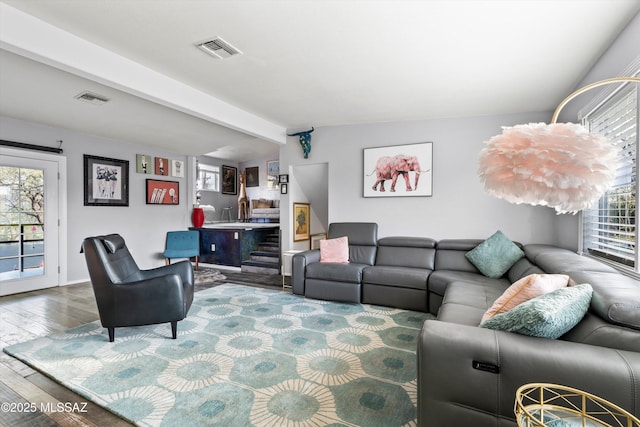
[0, 273, 287, 426]
[0, 283, 134, 426]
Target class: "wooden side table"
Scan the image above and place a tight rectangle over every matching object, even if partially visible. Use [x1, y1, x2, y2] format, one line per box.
[515, 383, 640, 427]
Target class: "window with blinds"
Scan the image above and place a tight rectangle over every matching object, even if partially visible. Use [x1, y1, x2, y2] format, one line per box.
[582, 87, 638, 270]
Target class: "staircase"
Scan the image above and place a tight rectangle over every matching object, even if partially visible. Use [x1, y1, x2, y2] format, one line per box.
[241, 231, 281, 275]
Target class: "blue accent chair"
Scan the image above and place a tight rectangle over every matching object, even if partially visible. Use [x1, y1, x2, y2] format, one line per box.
[164, 230, 200, 271]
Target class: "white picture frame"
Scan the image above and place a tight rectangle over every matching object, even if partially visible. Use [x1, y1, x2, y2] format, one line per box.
[171, 159, 185, 178]
[363, 142, 433, 197]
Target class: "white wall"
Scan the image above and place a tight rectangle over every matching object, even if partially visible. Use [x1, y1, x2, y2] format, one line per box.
[280, 111, 562, 250]
[1, 116, 192, 284]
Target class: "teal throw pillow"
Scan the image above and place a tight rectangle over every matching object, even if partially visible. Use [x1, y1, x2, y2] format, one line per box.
[465, 230, 524, 278]
[480, 284, 593, 339]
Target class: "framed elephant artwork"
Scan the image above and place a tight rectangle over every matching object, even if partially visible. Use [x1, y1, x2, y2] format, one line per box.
[363, 142, 433, 197]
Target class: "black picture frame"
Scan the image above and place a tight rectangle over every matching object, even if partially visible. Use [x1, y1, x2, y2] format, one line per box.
[84, 154, 129, 206]
[146, 179, 179, 205]
[280, 183, 288, 194]
[245, 166, 259, 187]
[222, 165, 238, 195]
[279, 174, 289, 184]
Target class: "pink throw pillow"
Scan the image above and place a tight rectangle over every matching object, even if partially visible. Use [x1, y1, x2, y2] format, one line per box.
[320, 236, 349, 263]
[481, 274, 570, 323]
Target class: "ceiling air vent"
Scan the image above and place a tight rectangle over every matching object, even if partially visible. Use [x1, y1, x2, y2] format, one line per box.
[196, 37, 242, 59]
[74, 91, 109, 105]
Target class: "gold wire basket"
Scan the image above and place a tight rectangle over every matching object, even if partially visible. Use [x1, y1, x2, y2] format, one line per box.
[515, 383, 640, 427]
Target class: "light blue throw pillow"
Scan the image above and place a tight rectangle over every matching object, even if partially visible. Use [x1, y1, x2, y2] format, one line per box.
[465, 230, 524, 278]
[480, 284, 593, 339]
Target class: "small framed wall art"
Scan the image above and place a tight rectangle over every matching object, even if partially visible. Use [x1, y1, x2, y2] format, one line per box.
[171, 159, 185, 178]
[222, 165, 237, 195]
[83, 154, 129, 206]
[155, 157, 169, 176]
[267, 160, 279, 177]
[136, 154, 152, 174]
[267, 160, 279, 189]
[146, 179, 179, 205]
[293, 202, 310, 242]
[245, 166, 259, 187]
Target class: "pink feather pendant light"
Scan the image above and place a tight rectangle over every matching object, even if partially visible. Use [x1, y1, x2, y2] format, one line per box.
[478, 77, 639, 214]
[479, 122, 618, 214]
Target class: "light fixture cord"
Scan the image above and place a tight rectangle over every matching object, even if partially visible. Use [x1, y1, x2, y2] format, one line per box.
[551, 77, 640, 124]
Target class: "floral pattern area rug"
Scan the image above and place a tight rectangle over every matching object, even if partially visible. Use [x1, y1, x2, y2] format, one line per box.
[4, 284, 433, 426]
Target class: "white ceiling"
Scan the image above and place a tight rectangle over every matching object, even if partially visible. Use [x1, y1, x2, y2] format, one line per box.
[1, 1, 639, 162]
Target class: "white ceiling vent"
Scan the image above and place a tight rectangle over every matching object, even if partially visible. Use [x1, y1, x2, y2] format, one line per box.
[196, 37, 242, 59]
[74, 91, 109, 105]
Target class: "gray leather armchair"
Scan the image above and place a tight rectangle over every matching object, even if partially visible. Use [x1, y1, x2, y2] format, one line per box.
[81, 234, 194, 342]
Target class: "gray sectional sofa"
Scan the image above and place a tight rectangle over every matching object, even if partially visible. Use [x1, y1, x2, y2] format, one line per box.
[291, 222, 640, 426]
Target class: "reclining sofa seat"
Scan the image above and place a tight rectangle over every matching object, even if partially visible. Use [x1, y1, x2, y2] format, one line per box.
[299, 222, 378, 303]
[523, 244, 640, 352]
[362, 236, 436, 312]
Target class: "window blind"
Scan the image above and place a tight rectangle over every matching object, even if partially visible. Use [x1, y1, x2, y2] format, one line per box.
[582, 88, 638, 268]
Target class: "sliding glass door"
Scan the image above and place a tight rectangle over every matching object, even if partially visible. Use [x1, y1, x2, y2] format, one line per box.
[0, 153, 60, 295]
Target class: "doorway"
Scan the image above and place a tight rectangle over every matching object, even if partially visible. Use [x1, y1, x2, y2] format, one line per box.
[289, 163, 329, 248]
[0, 148, 64, 295]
